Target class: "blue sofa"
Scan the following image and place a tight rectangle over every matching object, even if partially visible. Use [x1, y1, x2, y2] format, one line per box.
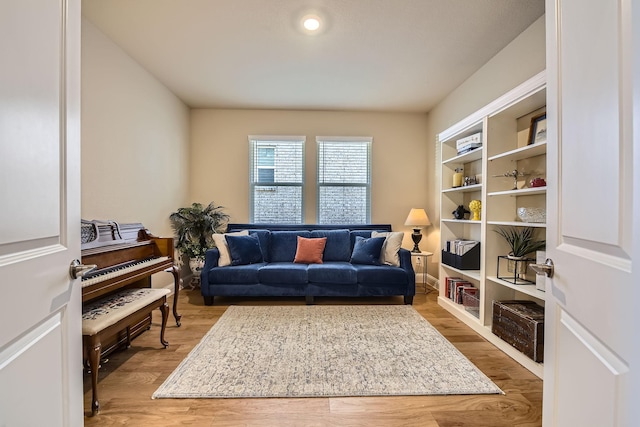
[200, 224, 415, 305]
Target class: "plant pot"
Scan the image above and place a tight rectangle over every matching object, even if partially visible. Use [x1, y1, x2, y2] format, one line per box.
[506, 255, 531, 278]
[189, 258, 204, 274]
[188, 258, 205, 288]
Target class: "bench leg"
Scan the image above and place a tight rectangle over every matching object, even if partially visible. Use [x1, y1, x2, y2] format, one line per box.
[125, 326, 132, 348]
[159, 300, 169, 348]
[88, 341, 102, 416]
[404, 295, 414, 305]
[203, 295, 214, 306]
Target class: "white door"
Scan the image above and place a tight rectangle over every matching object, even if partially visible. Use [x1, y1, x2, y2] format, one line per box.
[0, 1, 82, 426]
[544, 0, 638, 426]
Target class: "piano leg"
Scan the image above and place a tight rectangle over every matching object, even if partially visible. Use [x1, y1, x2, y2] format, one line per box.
[88, 341, 102, 416]
[169, 266, 182, 327]
[159, 300, 169, 348]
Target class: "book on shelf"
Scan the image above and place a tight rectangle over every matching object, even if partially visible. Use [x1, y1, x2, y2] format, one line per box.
[455, 132, 482, 150]
[445, 277, 472, 303]
[445, 240, 479, 256]
[456, 143, 482, 155]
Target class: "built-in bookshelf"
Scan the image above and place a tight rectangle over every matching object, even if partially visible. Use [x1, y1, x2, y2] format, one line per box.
[438, 71, 547, 378]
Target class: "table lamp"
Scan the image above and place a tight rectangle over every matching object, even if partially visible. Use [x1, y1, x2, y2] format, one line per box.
[404, 208, 431, 252]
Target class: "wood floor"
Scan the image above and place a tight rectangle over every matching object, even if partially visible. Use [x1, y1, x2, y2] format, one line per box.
[83, 288, 543, 426]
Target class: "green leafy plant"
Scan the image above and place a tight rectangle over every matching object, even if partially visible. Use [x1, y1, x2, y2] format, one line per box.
[169, 202, 230, 260]
[494, 226, 546, 258]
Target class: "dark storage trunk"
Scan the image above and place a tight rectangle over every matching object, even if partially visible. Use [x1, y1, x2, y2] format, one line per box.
[492, 300, 544, 362]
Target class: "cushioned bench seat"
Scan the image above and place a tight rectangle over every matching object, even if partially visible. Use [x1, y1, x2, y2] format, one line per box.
[82, 288, 170, 415]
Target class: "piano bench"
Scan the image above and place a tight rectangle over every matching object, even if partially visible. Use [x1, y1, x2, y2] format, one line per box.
[82, 288, 170, 416]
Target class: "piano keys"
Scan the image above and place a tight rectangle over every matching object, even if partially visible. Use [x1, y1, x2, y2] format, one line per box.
[80, 220, 181, 352]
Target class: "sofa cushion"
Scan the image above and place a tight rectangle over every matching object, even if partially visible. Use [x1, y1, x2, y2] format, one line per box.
[294, 236, 327, 264]
[354, 264, 408, 285]
[372, 231, 405, 267]
[270, 231, 311, 262]
[258, 262, 309, 284]
[208, 263, 265, 284]
[249, 229, 271, 262]
[226, 234, 264, 265]
[212, 230, 249, 266]
[310, 229, 351, 261]
[350, 236, 385, 265]
[307, 262, 357, 284]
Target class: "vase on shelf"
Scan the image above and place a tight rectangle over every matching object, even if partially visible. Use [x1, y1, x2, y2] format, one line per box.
[469, 199, 481, 221]
[453, 168, 463, 188]
[506, 255, 531, 280]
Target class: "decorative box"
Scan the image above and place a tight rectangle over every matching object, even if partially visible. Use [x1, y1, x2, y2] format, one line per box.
[441, 242, 480, 270]
[492, 300, 544, 362]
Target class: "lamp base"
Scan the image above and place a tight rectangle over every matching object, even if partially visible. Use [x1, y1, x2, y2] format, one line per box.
[411, 229, 422, 253]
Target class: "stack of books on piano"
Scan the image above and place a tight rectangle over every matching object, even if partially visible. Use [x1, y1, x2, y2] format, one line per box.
[456, 132, 482, 155]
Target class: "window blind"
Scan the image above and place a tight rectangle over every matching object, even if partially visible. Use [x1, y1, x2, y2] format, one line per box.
[317, 137, 372, 224]
[249, 136, 305, 224]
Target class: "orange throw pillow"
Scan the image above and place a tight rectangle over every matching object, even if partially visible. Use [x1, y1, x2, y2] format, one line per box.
[293, 236, 327, 264]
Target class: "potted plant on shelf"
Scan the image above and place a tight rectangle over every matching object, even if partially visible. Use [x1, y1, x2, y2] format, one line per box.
[494, 226, 546, 278]
[169, 202, 230, 275]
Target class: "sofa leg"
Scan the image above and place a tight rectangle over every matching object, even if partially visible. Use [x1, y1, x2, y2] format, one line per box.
[404, 295, 414, 305]
[203, 296, 214, 306]
[305, 295, 315, 305]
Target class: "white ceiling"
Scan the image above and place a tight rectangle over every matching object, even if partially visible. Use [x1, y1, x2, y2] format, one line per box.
[82, 0, 544, 113]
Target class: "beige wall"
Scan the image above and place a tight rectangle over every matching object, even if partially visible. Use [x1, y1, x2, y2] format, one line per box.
[81, 19, 191, 287]
[189, 109, 430, 249]
[81, 18, 190, 237]
[423, 15, 546, 279]
[79, 14, 544, 282]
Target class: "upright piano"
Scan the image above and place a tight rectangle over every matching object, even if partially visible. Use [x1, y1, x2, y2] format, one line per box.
[80, 220, 181, 357]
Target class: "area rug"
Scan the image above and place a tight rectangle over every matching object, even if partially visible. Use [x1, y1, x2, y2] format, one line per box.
[152, 305, 502, 399]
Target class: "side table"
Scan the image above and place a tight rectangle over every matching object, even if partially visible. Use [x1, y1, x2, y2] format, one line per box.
[410, 251, 433, 294]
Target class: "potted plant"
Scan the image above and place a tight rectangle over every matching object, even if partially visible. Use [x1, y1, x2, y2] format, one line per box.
[494, 226, 546, 277]
[169, 202, 230, 274]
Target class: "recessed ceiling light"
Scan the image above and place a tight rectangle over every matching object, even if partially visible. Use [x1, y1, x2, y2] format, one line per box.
[302, 15, 321, 32]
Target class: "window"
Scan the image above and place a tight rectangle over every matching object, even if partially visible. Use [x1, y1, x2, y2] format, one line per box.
[249, 136, 305, 223]
[317, 137, 372, 224]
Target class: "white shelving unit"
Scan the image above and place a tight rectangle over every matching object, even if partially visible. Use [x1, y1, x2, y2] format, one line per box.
[438, 71, 547, 378]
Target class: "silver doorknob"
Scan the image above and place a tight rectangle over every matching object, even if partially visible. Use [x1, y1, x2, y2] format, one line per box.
[69, 259, 97, 279]
[529, 258, 554, 278]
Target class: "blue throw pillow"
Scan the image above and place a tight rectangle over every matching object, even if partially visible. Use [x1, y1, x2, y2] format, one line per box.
[226, 234, 264, 266]
[350, 236, 385, 265]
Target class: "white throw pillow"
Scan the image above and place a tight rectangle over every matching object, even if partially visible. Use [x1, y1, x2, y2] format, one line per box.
[212, 230, 249, 266]
[372, 231, 404, 267]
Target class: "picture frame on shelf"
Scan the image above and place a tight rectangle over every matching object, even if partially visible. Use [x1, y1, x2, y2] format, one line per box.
[528, 113, 547, 145]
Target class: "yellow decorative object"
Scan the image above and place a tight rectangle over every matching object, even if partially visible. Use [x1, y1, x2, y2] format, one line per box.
[469, 199, 482, 221]
[453, 168, 463, 188]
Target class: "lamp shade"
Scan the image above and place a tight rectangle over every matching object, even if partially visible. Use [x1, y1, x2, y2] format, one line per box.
[404, 208, 431, 227]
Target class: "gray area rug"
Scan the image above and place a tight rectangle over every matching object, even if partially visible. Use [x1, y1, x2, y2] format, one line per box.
[152, 305, 502, 398]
